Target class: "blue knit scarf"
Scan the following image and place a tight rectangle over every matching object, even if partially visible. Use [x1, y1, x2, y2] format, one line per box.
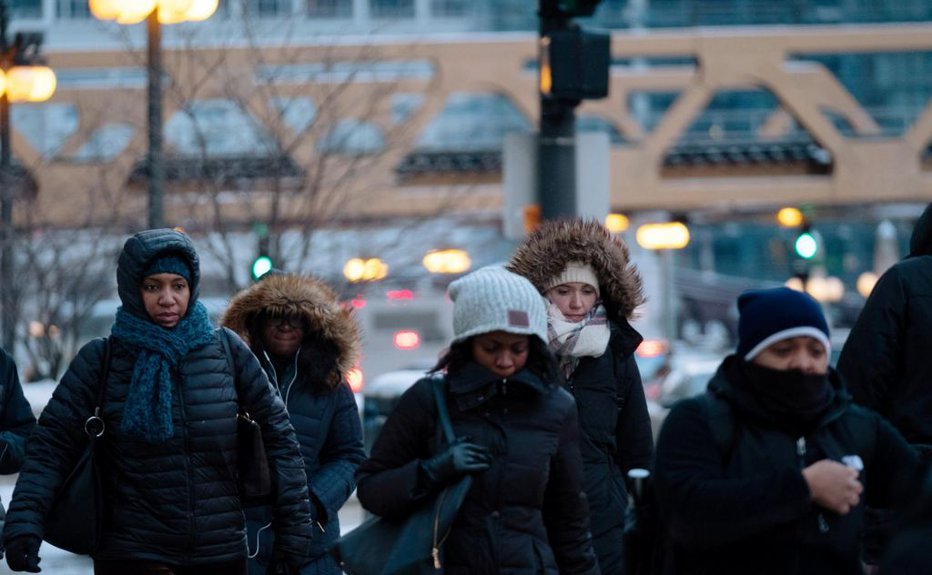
[112, 301, 215, 443]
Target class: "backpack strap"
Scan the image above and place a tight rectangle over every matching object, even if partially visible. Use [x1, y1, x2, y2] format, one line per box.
[430, 375, 456, 446]
[700, 392, 738, 467]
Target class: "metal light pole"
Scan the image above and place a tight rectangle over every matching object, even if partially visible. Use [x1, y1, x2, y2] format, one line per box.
[538, 0, 578, 220]
[0, 2, 11, 351]
[90, 0, 218, 230]
[0, 1, 55, 352]
[146, 8, 164, 229]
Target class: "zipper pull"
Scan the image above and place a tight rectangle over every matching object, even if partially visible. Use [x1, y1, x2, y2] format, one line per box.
[796, 437, 806, 458]
[501, 378, 507, 395]
[818, 513, 829, 533]
[432, 546, 441, 569]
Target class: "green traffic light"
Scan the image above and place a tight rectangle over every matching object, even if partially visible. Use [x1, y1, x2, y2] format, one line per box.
[251, 255, 273, 280]
[794, 232, 818, 260]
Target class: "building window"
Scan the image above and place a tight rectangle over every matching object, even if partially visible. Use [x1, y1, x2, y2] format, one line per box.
[430, 0, 469, 17]
[255, 60, 434, 84]
[370, 0, 414, 18]
[56, 0, 90, 18]
[54, 68, 149, 90]
[11, 0, 41, 18]
[391, 93, 425, 124]
[415, 92, 531, 152]
[70, 123, 136, 162]
[246, 0, 291, 17]
[317, 119, 386, 155]
[11, 103, 79, 158]
[165, 99, 274, 156]
[307, 0, 352, 17]
[269, 97, 317, 133]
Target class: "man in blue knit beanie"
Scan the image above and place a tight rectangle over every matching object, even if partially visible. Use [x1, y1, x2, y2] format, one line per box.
[652, 286, 921, 575]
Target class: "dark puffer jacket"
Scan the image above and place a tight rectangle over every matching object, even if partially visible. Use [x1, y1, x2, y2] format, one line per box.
[223, 273, 365, 572]
[838, 203, 932, 453]
[0, 347, 36, 521]
[508, 218, 653, 574]
[3, 229, 312, 564]
[654, 357, 920, 575]
[0, 347, 36, 476]
[356, 363, 600, 575]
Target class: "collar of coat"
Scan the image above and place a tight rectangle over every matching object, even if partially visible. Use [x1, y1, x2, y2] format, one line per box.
[446, 361, 553, 412]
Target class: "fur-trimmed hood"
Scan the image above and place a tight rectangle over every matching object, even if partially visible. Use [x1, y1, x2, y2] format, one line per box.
[507, 219, 645, 323]
[221, 273, 361, 389]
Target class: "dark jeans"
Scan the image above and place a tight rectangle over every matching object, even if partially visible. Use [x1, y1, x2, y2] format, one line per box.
[94, 558, 247, 575]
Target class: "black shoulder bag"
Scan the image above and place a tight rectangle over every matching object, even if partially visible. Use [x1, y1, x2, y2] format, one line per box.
[331, 376, 472, 575]
[219, 327, 272, 507]
[44, 337, 111, 555]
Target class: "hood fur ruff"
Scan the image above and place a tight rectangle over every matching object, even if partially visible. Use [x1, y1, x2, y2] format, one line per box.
[221, 273, 361, 388]
[507, 219, 645, 323]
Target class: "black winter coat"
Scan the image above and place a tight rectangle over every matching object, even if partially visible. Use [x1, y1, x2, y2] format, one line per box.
[356, 362, 601, 575]
[837, 254, 932, 451]
[0, 347, 35, 476]
[4, 332, 312, 564]
[4, 228, 312, 565]
[654, 357, 920, 575]
[566, 322, 653, 575]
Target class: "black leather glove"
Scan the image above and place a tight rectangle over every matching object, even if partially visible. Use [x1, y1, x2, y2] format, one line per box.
[5, 535, 41, 572]
[421, 437, 492, 486]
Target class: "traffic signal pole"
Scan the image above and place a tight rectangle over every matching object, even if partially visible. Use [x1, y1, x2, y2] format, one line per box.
[538, 0, 579, 221]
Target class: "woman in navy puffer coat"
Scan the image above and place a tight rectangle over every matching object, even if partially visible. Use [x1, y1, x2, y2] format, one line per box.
[3, 229, 312, 574]
[223, 272, 365, 575]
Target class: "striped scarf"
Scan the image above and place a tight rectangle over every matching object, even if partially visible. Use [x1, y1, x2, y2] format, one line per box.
[547, 302, 610, 380]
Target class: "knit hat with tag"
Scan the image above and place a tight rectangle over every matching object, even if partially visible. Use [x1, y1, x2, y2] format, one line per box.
[449, 265, 548, 345]
[736, 287, 830, 361]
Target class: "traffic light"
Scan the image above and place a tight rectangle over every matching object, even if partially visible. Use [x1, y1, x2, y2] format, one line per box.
[542, 26, 610, 101]
[251, 254, 273, 281]
[251, 235, 273, 281]
[794, 226, 819, 260]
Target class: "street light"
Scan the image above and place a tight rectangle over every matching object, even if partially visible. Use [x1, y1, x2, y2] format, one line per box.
[422, 249, 471, 275]
[635, 220, 691, 343]
[90, 0, 218, 229]
[0, 0, 57, 351]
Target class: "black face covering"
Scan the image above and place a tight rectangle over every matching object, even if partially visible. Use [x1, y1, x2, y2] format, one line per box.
[739, 361, 834, 434]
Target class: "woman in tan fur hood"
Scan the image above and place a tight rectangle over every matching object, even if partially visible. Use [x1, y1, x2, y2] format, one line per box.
[508, 218, 654, 575]
[222, 272, 365, 575]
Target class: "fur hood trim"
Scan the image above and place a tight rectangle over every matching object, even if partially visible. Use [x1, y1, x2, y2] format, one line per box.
[507, 219, 645, 322]
[221, 274, 360, 388]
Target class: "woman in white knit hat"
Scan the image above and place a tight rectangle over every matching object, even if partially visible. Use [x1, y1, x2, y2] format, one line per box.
[508, 219, 653, 575]
[355, 265, 600, 575]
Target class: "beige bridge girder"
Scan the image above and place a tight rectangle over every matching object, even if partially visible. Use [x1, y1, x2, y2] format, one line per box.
[16, 24, 932, 228]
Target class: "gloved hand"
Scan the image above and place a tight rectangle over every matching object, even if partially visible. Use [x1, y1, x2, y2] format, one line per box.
[5, 535, 41, 572]
[421, 437, 492, 486]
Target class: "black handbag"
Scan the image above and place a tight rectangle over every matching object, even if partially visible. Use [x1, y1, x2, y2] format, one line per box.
[219, 327, 272, 506]
[331, 376, 471, 575]
[44, 337, 111, 555]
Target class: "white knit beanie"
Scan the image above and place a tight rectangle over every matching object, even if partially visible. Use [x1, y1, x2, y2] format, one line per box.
[448, 265, 548, 345]
[544, 261, 600, 295]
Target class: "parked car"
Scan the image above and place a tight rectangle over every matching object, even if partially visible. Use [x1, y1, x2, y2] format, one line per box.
[360, 360, 434, 453]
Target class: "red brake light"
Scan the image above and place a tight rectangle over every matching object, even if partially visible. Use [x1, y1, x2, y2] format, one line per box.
[386, 289, 414, 301]
[393, 330, 421, 350]
[346, 367, 364, 393]
[350, 297, 367, 309]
